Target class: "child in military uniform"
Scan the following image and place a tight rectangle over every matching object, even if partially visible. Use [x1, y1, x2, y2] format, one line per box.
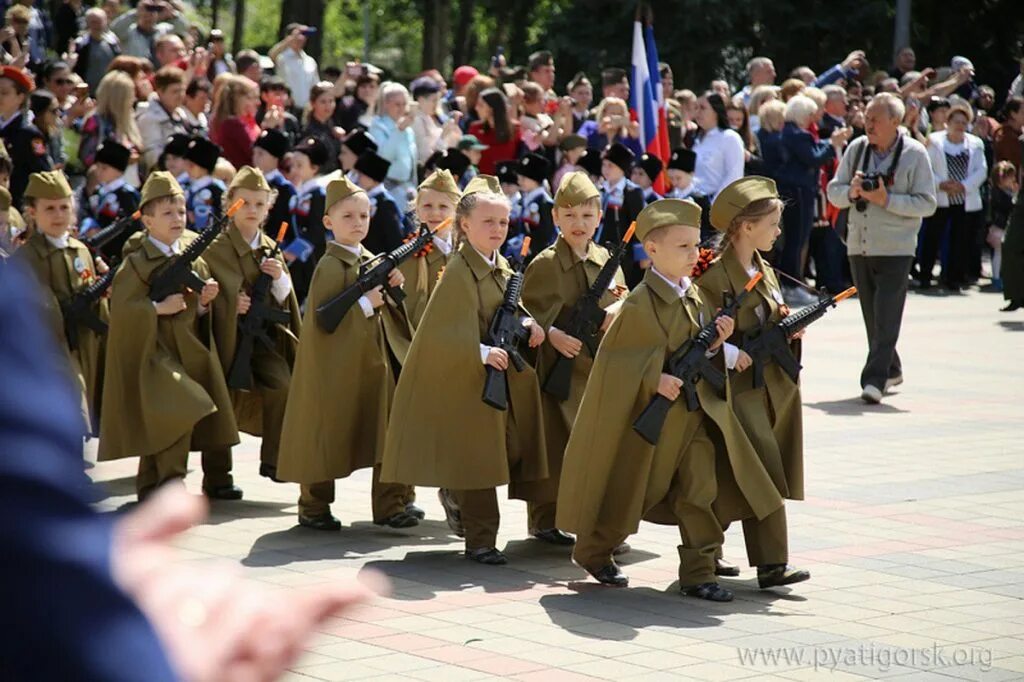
[598, 142, 646, 287]
[15, 171, 106, 434]
[252, 129, 297, 252]
[160, 133, 193, 192]
[381, 176, 549, 565]
[338, 129, 378, 174]
[665, 147, 697, 200]
[697, 177, 810, 589]
[203, 166, 302, 484]
[80, 141, 141, 262]
[381, 169, 462, 523]
[556, 198, 783, 601]
[352, 150, 404, 256]
[98, 172, 239, 501]
[513, 152, 556, 259]
[632, 152, 664, 204]
[184, 137, 227, 232]
[276, 176, 417, 531]
[519, 171, 626, 545]
[288, 136, 329, 305]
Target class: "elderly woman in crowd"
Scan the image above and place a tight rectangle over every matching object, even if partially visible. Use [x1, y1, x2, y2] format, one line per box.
[774, 94, 849, 303]
[919, 102, 988, 290]
[756, 99, 787, 180]
[369, 81, 419, 202]
[747, 84, 779, 133]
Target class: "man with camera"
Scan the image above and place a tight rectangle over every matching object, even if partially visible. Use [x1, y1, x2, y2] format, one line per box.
[827, 93, 937, 404]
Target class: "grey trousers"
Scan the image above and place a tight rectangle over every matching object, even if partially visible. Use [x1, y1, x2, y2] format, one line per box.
[848, 255, 914, 390]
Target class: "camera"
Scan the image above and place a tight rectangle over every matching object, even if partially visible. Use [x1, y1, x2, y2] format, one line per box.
[855, 173, 884, 212]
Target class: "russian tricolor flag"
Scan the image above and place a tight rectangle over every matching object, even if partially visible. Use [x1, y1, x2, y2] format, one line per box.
[629, 15, 670, 194]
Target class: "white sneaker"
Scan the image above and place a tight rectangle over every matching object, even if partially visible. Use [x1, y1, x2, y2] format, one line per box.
[861, 385, 883, 404]
[884, 375, 903, 394]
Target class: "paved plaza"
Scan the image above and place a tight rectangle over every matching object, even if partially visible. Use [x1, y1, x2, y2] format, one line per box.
[88, 285, 1024, 681]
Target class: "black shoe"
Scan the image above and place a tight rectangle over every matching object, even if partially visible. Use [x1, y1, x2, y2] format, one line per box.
[465, 547, 508, 565]
[298, 513, 342, 531]
[1001, 301, 1022, 312]
[715, 558, 741, 577]
[531, 528, 576, 546]
[259, 463, 283, 483]
[203, 484, 243, 500]
[612, 542, 631, 556]
[405, 502, 425, 520]
[374, 511, 420, 529]
[586, 563, 629, 587]
[683, 582, 734, 602]
[757, 564, 811, 589]
[438, 488, 464, 537]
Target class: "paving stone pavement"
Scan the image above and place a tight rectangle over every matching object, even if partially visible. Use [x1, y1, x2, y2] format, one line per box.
[88, 286, 1024, 681]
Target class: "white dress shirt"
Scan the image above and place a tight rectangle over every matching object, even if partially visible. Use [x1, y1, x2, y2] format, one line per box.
[691, 127, 746, 200]
[44, 233, 72, 250]
[433, 233, 453, 255]
[274, 48, 319, 109]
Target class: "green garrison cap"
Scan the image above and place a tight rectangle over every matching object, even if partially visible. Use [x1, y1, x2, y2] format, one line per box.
[229, 165, 272, 193]
[461, 174, 502, 198]
[325, 174, 365, 212]
[635, 198, 702, 241]
[554, 171, 600, 208]
[710, 176, 779, 232]
[0, 186, 11, 211]
[25, 170, 73, 200]
[140, 171, 185, 208]
[418, 169, 461, 199]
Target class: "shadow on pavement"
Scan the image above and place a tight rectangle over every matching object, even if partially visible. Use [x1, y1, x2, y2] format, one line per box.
[804, 398, 909, 416]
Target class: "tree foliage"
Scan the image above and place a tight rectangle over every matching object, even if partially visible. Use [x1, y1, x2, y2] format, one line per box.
[203, 0, 1023, 98]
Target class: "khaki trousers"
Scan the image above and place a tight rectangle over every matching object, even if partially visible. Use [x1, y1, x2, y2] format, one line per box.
[299, 465, 412, 520]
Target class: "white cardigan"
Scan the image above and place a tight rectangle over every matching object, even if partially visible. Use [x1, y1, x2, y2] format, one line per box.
[926, 131, 987, 212]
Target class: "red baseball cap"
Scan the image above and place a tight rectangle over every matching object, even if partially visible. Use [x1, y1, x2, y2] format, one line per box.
[452, 65, 480, 88]
[0, 66, 34, 93]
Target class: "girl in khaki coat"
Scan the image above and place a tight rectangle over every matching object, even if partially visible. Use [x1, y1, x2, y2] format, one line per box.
[697, 176, 809, 590]
[16, 171, 107, 437]
[276, 176, 415, 531]
[381, 175, 549, 565]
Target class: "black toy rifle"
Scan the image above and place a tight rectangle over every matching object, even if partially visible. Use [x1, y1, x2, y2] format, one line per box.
[314, 218, 448, 333]
[482, 237, 532, 411]
[542, 221, 635, 401]
[81, 209, 141, 261]
[148, 199, 244, 302]
[61, 266, 116, 351]
[632, 273, 762, 445]
[226, 221, 293, 390]
[742, 286, 857, 389]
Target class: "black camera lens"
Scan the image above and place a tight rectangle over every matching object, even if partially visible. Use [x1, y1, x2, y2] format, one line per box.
[855, 199, 868, 212]
[861, 177, 878, 192]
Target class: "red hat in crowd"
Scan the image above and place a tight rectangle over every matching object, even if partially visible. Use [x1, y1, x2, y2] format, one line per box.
[452, 65, 479, 88]
[0, 66, 35, 93]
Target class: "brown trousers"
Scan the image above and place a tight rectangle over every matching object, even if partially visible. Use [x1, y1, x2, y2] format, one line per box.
[299, 464, 413, 521]
[573, 423, 724, 587]
[720, 506, 789, 567]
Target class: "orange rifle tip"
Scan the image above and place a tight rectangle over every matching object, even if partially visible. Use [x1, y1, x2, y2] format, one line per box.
[745, 272, 763, 290]
[131, 210, 141, 219]
[623, 221, 637, 242]
[836, 286, 858, 301]
[275, 221, 289, 243]
[226, 198, 245, 216]
[520, 236, 532, 258]
[436, 217, 452, 231]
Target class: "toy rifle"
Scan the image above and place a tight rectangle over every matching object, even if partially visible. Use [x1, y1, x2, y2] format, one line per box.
[314, 219, 448, 333]
[742, 286, 857, 389]
[61, 266, 116, 352]
[81, 209, 141, 262]
[542, 221, 635, 401]
[226, 221, 293, 390]
[482, 237, 532, 411]
[148, 199, 244, 302]
[632, 273, 762, 445]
